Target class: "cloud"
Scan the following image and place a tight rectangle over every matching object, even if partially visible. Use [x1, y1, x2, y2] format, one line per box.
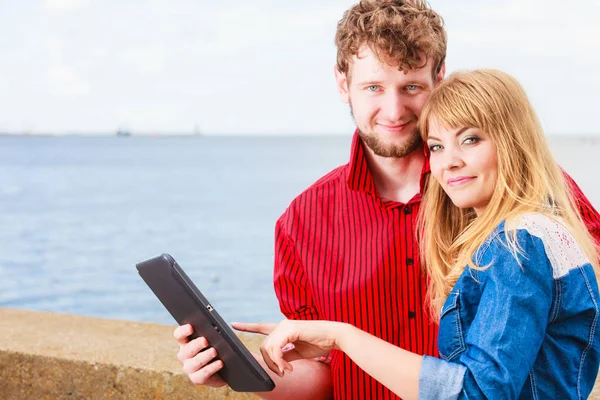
[171, 2, 345, 58]
[0, 76, 8, 91]
[45, 0, 90, 11]
[42, 37, 91, 97]
[120, 45, 166, 77]
[44, 37, 64, 64]
[3, 0, 598, 135]
[443, 0, 600, 59]
[47, 65, 91, 97]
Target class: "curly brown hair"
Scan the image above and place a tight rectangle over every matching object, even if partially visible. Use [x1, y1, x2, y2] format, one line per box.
[335, 0, 446, 79]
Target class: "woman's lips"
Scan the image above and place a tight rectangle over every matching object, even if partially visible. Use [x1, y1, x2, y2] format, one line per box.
[447, 176, 476, 187]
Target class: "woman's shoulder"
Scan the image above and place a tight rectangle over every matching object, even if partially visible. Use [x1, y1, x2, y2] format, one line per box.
[503, 212, 568, 235]
[493, 212, 590, 279]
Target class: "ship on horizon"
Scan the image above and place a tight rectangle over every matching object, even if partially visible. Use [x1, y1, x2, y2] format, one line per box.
[116, 129, 131, 137]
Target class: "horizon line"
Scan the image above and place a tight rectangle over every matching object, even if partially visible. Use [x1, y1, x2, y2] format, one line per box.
[1, 131, 600, 138]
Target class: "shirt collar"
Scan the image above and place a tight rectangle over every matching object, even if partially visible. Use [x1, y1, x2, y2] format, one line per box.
[347, 129, 431, 201]
[347, 130, 377, 195]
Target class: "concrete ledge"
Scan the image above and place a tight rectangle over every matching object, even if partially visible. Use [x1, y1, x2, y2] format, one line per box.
[1, 307, 600, 399]
[0, 307, 261, 399]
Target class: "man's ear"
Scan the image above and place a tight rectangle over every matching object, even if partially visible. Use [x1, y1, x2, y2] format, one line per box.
[334, 66, 350, 104]
[435, 61, 446, 85]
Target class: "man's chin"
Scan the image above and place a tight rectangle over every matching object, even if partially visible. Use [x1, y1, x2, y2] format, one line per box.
[359, 131, 423, 159]
[376, 146, 421, 159]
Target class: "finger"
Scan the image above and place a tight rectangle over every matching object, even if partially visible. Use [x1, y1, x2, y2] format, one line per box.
[263, 337, 285, 375]
[187, 359, 225, 386]
[281, 343, 301, 371]
[281, 345, 308, 363]
[232, 322, 277, 335]
[271, 322, 299, 370]
[177, 337, 209, 363]
[268, 339, 288, 376]
[281, 348, 297, 372]
[260, 344, 282, 376]
[174, 324, 194, 344]
[261, 330, 293, 376]
[283, 359, 293, 373]
[182, 346, 218, 375]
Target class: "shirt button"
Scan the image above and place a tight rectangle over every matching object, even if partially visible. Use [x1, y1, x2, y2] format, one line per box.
[403, 206, 411, 214]
[408, 311, 416, 319]
[406, 258, 414, 265]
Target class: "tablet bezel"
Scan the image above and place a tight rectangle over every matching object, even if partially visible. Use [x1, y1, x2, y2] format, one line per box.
[136, 253, 275, 392]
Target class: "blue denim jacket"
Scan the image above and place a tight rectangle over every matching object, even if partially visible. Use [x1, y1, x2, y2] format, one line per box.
[418, 213, 600, 399]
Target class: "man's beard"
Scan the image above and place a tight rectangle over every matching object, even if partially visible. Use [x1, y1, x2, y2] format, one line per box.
[358, 128, 423, 158]
[350, 103, 423, 158]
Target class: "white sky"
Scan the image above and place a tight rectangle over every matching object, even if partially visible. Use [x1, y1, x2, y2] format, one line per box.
[1, 0, 599, 135]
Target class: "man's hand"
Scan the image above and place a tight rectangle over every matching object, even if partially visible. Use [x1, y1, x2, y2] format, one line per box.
[174, 324, 227, 387]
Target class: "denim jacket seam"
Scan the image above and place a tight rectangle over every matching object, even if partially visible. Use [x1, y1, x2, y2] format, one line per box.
[445, 317, 465, 360]
[439, 290, 466, 361]
[529, 369, 539, 400]
[576, 265, 599, 399]
[439, 341, 465, 362]
[474, 230, 499, 265]
[549, 279, 562, 323]
[438, 349, 447, 360]
[440, 290, 460, 318]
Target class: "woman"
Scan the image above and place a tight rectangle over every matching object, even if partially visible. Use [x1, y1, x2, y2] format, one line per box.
[236, 70, 600, 399]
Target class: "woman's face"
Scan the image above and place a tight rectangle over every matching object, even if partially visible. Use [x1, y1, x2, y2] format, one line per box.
[426, 119, 498, 216]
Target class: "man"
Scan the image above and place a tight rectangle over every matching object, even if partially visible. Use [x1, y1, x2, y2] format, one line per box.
[174, 1, 600, 399]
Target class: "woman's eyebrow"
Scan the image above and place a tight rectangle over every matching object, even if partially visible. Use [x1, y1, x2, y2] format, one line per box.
[427, 127, 469, 141]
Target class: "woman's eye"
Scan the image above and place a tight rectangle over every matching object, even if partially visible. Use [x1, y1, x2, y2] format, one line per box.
[428, 144, 442, 152]
[463, 136, 480, 145]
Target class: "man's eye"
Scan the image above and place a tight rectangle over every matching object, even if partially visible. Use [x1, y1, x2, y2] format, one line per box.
[367, 85, 381, 92]
[406, 85, 419, 91]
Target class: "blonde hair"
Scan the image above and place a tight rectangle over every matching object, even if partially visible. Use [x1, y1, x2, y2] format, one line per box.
[417, 69, 599, 318]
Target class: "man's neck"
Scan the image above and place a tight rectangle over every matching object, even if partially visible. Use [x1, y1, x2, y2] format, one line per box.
[363, 146, 425, 204]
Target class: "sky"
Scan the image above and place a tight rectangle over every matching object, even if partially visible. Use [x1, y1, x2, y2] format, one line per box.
[1, 0, 599, 136]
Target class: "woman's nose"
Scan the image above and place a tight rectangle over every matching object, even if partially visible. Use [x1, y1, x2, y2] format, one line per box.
[442, 150, 464, 170]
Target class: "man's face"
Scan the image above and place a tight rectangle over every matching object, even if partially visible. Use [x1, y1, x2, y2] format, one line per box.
[335, 47, 443, 158]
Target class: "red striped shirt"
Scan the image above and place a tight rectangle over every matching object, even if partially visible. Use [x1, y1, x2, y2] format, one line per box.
[274, 131, 600, 400]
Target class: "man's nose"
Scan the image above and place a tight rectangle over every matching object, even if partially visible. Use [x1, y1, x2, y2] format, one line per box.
[381, 92, 407, 121]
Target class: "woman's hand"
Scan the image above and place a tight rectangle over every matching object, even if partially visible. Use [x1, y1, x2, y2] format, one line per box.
[233, 320, 349, 377]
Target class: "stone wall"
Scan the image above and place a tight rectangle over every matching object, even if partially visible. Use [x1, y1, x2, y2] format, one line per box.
[1, 307, 599, 399]
[0, 308, 260, 399]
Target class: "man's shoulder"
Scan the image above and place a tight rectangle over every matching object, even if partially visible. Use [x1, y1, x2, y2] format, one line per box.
[306, 163, 348, 192]
[280, 163, 349, 217]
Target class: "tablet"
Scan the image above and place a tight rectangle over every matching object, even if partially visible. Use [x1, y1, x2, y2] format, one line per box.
[136, 253, 275, 392]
